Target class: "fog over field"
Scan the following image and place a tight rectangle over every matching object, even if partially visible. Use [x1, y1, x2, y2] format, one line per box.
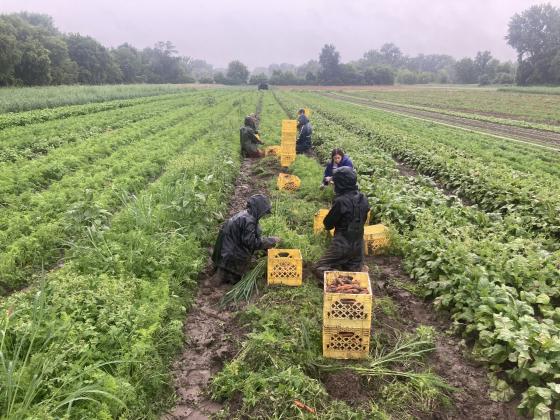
[2, 0, 545, 68]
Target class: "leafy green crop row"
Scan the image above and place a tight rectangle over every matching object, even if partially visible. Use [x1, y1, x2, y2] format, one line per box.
[0, 91, 195, 131]
[0, 92, 227, 201]
[0, 90, 220, 164]
[277, 91, 560, 418]
[0, 83, 192, 113]
[297, 93, 560, 242]
[0, 92, 257, 418]
[341, 91, 560, 134]
[0, 93, 245, 294]
[346, 87, 560, 125]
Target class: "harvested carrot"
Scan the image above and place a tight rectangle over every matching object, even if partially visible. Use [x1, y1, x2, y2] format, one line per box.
[294, 400, 316, 414]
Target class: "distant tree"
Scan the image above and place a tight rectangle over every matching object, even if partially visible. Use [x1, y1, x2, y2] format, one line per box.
[66, 33, 122, 84]
[507, 3, 560, 84]
[213, 71, 227, 84]
[318, 44, 341, 84]
[14, 38, 52, 85]
[305, 71, 317, 84]
[379, 43, 403, 67]
[454, 58, 478, 83]
[226, 60, 249, 84]
[364, 65, 395, 85]
[112, 43, 144, 83]
[396, 69, 418, 84]
[142, 41, 192, 84]
[248, 73, 268, 85]
[188, 59, 213, 81]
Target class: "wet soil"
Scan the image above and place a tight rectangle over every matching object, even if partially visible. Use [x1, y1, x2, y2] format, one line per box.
[322, 92, 560, 150]
[367, 255, 524, 419]
[163, 156, 278, 419]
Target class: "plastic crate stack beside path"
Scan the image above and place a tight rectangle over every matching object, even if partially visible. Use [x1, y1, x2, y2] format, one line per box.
[267, 249, 303, 286]
[277, 173, 301, 191]
[280, 119, 297, 167]
[323, 271, 373, 359]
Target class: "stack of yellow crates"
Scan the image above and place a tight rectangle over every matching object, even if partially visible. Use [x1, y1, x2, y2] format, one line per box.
[280, 120, 297, 167]
[322, 271, 373, 359]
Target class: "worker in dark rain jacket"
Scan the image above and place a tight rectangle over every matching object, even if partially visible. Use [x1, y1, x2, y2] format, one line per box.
[211, 194, 280, 284]
[296, 109, 312, 154]
[322, 148, 354, 187]
[240, 116, 264, 157]
[313, 167, 370, 285]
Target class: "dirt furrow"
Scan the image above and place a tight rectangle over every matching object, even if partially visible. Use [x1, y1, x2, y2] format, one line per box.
[322, 92, 560, 151]
[163, 155, 275, 419]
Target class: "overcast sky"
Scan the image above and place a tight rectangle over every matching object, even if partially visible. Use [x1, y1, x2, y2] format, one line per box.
[2, 0, 557, 69]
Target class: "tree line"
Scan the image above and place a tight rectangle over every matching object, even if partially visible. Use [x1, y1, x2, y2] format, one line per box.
[1, 3, 559, 87]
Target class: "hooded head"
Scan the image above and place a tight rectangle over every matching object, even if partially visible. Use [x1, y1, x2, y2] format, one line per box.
[333, 166, 357, 195]
[247, 194, 272, 219]
[244, 116, 255, 127]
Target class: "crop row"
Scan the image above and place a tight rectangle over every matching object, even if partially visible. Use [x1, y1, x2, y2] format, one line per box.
[0, 92, 217, 203]
[0, 93, 256, 418]
[347, 88, 560, 126]
[342, 91, 560, 134]
[0, 91, 195, 131]
[0, 83, 191, 113]
[329, 93, 560, 180]
[0, 90, 220, 163]
[277, 92, 560, 417]
[0, 93, 245, 294]
[296, 93, 560, 242]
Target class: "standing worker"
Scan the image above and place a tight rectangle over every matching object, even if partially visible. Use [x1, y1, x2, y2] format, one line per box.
[296, 108, 313, 154]
[240, 115, 264, 157]
[322, 148, 354, 187]
[313, 167, 370, 285]
[211, 194, 281, 285]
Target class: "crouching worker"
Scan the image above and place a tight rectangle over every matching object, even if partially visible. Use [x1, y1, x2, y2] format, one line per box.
[322, 148, 353, 188]
[240, 116, 264, 158]
[313, 167, 370, 285]
[211, 194, 280, 284]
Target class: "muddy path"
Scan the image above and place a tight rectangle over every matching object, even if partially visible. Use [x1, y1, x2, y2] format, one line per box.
[321, 92, 560, 151]
[367, 255, 523, 420]
[162, 155, 278, 419]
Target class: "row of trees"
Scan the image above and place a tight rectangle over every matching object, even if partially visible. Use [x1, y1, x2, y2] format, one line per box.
[0, 13, 195, 86]
[245, 44, 515, 86]
[2, 3, 559, 87]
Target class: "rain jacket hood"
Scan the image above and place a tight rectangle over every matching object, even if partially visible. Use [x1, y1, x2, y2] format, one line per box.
[333, 166, 358, 195]
[247, 194, 272, 220]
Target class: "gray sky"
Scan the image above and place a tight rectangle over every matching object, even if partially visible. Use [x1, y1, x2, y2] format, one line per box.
[2, 0, 556, 69]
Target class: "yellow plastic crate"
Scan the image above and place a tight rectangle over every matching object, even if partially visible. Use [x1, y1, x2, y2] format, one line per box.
[277, 173, 301, 191]
[323, 271, 372, 330]
[281, 120, 297, 131]
[323, 326, 370, 359]
[313, 209, 334, 236]
[280, 143, 295, 154]
[281, 133, 297, 144]
[304, 108, 312, 117]
[363, 224, 390, 255]
[280, 153, 296, 167]
[264, 145, 280, 156]
[267, 249, 302, 286]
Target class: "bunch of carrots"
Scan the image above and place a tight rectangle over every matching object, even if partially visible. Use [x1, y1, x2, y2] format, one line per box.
[326, 275, 369, 294]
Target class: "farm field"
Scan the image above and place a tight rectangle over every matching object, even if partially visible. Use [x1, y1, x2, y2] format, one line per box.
[334, 85, 560, 126]
[1, 85, 559, 419]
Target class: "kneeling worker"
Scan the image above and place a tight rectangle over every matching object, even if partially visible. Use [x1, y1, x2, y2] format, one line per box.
[313, 167, 370, 284]
[212, 194, 280, 284]
[240, 116, 264, 157]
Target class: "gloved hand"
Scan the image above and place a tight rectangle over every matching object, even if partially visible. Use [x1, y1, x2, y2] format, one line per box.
[269, 236, 281, 244]
[324, 176, 332, 184]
